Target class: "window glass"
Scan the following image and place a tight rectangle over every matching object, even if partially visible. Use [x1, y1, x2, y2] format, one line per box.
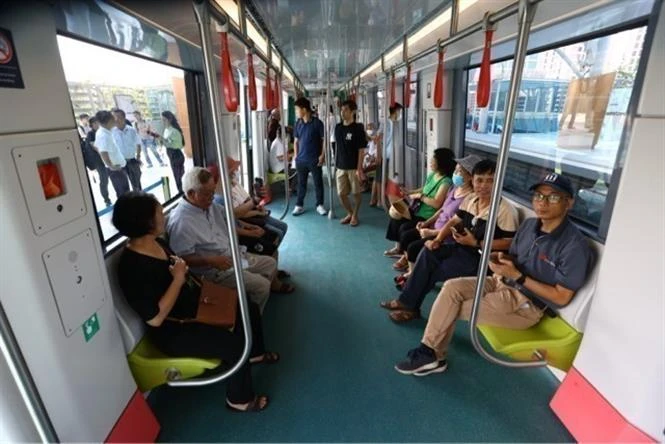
[465, 27, 647, 230]
[57, 35, 194, 242]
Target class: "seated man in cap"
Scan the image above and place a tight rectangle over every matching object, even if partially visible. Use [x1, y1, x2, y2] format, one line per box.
[394, 172, 594, 376]
[381, 159, 519, 323]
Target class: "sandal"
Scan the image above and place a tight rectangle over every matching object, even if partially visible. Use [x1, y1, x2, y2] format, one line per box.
[389, 309, 421, 323]
[350, 217, 359, 227]
[340, 215, 352, 225]
[393, 273, 408, 284]
[273, 282, 295, 294]
[395, 281, 406, 291]
[383, 247, 402, 258]
[380, 299, 408, 310]
[226, 395, 270, 412]
[392, 257, 408, 271]
[250, 351, 280, 365]
[277, 269, 291, 279]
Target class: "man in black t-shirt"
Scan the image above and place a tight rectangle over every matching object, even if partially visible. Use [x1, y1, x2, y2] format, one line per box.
[334, 100, 367, 226]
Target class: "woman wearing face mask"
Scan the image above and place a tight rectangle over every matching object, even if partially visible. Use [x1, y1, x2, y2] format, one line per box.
[392, 155, 480, 283]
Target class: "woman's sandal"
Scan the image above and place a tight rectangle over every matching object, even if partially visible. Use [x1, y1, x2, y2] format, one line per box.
[273, 282, 295, 294]
[340, 215, 352, 224]
[380, 299, 408, 310]
[277, 269, 291, 279]
[392, 258, 408, 271]
[250, 351, 280, 365]
[383, 247, 402, 258]
[226, 395, 270, 412]
[389, 309, 421, 323]
[393, 273, 409, 284]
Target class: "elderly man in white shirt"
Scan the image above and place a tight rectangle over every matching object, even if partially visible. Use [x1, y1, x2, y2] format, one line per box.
[112, 108, 143, 191]
[94, 110, 130, 199]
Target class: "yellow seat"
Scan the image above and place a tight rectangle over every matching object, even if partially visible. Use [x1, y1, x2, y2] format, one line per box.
[127, 336, 221, 392]
[477, 315, 582, 371]
[267, 171, 286, 185]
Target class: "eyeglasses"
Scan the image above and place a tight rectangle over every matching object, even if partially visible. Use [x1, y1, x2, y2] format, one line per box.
[532, 192, 565, 204]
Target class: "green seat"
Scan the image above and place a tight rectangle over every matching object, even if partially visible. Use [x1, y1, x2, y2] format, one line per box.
[127, 336, 221, 392]
[477, 315, 582, 371]
[267, 171, 286, 185]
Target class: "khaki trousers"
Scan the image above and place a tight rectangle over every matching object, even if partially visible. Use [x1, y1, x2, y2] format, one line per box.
[422, 275, 544, 360]
[206, 253, 276, 313]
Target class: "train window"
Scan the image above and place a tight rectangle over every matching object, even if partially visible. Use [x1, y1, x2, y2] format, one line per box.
[464, 26, 648, 232]
[57, 36, 194, 244]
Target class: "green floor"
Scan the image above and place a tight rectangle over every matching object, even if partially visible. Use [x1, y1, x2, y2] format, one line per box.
[149, 188, 573, 442]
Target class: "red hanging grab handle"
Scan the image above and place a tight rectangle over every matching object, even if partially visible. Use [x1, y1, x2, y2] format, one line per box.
[390, 70, 396, 107]
[404, 64, 412, 108]
[273, 71, 280, 108]
[265, 68, 273, 110]
[433, 49, 445, 108]
[246, 51, 257, 111]
[220, 31, 238, 112]
[476, 28, 494, 108]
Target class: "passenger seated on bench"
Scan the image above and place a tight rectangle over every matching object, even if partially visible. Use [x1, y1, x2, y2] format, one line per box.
[381, 160, 518, 323]
[391, 154, 480, 275]
[209, 158, 289, 244]
[167, 167, 294, 314]
[394, 173, 593, 376]
[113, 191, 276, 412]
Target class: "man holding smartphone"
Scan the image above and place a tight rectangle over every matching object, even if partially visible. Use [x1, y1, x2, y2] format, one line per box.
[394, 172, 594, 376]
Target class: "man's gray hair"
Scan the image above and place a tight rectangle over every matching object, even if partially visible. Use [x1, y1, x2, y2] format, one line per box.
[182, 166, 213, 194]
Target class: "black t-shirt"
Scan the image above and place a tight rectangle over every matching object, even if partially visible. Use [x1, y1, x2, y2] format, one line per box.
[334, 122, 367, 170]
[117, 239, 199, 325]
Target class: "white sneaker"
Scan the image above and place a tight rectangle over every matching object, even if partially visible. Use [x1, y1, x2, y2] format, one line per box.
[292, 206, 305, 216]
[316, 205, 328, 216]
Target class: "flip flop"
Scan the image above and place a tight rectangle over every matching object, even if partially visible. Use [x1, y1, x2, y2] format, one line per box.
[350, 218, 359, 227]
[380, 299, 408, 310]
[226, 395, 270, 412]
[340, 215, 352, 225]
[250, 351, 280, 365]
[389, 309, 421, 323]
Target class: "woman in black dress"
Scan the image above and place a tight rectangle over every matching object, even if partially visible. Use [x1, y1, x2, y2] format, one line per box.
[114, 191, 278, 412]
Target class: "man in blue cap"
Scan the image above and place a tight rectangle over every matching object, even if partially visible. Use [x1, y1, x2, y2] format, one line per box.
[394, 172, 594, 376]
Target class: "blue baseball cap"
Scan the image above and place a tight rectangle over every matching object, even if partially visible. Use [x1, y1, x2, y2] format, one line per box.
[529, 172, 575, 196]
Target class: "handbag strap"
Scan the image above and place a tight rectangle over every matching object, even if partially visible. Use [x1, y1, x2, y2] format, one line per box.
[158, 239, 203, 288]
[423, 175, 447, 198]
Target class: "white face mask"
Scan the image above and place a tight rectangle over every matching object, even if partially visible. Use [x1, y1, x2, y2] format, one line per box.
[367, 130, 375, 136]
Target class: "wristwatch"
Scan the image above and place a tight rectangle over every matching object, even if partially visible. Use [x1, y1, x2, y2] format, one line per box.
[515, 274, 526, 285]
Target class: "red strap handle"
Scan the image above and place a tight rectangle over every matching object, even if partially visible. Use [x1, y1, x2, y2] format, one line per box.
[404, 64, 412, 108]
[220, 32, 238, 112]
[247, 51, 257, 111]
[433, 49, 445, 108]
[476, 29, 494, 108]
[273, 72, 280, 108]
[265, 68, 273, 110]
[390, 71, 396, 107]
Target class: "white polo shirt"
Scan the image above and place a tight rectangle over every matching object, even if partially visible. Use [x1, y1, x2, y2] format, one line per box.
[269, 137, 286, 173]
[95, 127, 126, 168]
[112, 124, 141, 160]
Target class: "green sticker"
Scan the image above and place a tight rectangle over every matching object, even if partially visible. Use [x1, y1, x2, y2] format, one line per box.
[82, 313, 100, 342]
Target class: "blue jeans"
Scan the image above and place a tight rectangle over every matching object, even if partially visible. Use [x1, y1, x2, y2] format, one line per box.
[296, 162, 324, 207]
[398, 245, 480, 311]
[264, 215, 288, 242]
[141, 138, 164, 167]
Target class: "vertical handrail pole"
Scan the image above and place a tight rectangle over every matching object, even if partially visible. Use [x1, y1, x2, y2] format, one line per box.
[0, 303, 58, 442]
[380, 55, 390, 212]
[171, 0, 252, 387]
[468, 0, 545, 368]
[326, 71, 336, 219]
[277, 62, 290, 220]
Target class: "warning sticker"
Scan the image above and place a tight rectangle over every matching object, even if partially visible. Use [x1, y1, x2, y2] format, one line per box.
[0, 27, 24, 89]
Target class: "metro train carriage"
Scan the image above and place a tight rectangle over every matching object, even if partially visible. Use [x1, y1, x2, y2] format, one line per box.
[0, 0, 663, 442]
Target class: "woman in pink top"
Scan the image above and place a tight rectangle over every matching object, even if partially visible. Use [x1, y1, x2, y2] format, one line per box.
[393, 155, 479, 284]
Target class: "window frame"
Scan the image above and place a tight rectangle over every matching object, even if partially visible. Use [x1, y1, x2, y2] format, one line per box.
[459, 17, 656, 243]
[56, 32, 207, 254]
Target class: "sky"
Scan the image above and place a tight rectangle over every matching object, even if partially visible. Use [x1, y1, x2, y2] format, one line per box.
[56, 35, 183, 87]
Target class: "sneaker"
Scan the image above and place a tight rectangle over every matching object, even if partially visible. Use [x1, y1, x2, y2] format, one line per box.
[414, 360, 448, 376]
[316, 205, 328, 216]
[292, 206, 305, 216]
[394, 344, 439, 375]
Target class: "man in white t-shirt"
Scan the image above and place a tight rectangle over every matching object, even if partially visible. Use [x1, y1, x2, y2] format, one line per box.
[94, 110, 130, 199]
[112, 108, 142, 191]
[269, 128, 295, 193]
[133, 111, 165, 168]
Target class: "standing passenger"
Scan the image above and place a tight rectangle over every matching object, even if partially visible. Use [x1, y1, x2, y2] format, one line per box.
[133, 110, 165, 168]
[292, 97, 327, 216]
[334, 99, 367, 226]
[94, 110, 130, 198]
[112, 108, 143, 191]
[160, 111, 186, 194]
[86, 116, 112, 207]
